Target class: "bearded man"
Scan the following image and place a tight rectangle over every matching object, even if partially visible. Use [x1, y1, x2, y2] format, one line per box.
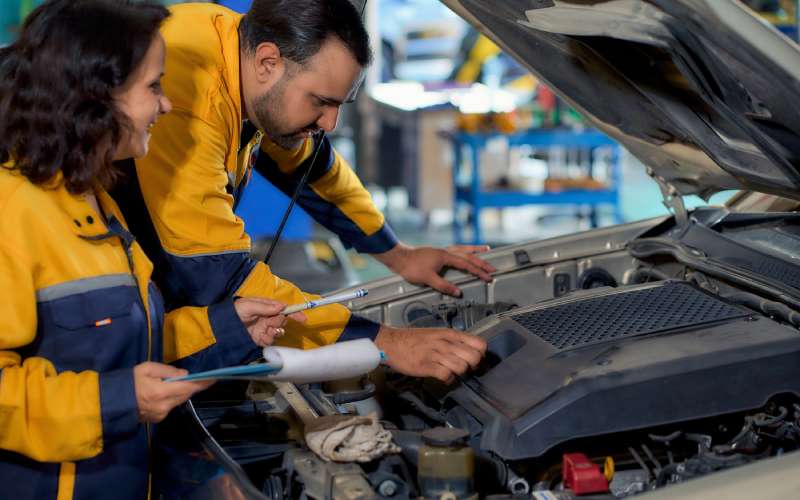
[114, 0, 491, 382]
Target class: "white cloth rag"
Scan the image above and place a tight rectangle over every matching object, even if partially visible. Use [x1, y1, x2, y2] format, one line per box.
[305, 413, 401, 463]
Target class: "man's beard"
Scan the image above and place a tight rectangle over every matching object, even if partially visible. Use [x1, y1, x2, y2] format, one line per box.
[253, 76, 313, 150]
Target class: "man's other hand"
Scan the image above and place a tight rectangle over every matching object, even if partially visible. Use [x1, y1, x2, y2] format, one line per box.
[374, 326, 487, 384]
[374, 243, 497, 297]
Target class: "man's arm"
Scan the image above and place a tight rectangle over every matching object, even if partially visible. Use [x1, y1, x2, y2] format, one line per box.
[255, 135, 496, 296]
[372, 243, 496, 297]
[374, 325, 487, 385]
[255, 135, 399, 254]
[134, 107, 378, 348]
[161, 297, 306, 371]
[136, 105, 486, 381]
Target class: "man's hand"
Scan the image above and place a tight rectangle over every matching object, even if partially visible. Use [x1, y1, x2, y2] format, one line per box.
[374, 326, 487, 384]
[133, 362, 214, 423]
[234, 297, 307, 347]
[374, 243, 497, 297]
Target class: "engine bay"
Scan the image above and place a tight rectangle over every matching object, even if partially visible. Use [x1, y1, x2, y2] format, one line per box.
[175, 209, 800, 499]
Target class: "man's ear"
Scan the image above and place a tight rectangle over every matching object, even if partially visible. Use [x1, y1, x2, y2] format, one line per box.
[252, 42, 283, 84]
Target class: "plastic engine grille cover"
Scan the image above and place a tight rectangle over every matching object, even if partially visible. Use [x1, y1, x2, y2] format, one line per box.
[511, 282, 749, 350]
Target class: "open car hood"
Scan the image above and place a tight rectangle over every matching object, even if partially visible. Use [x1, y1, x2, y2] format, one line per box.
[440, 0, 800, 201]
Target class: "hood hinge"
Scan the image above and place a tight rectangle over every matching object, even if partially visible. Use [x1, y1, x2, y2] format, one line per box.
[648, 167, 688, 229]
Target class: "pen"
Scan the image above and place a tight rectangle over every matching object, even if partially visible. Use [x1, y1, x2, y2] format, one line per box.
[283, 288, 368, 315]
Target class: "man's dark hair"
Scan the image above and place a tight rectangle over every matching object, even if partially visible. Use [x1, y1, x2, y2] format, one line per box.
[0, 0, 169, 194]
[240, 0, 372, 67]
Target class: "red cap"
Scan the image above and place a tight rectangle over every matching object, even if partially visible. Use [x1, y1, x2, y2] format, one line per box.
[562, 453, 610, 495]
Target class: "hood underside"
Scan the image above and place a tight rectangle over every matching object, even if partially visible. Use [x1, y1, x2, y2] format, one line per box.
[441, 0, 800, 201]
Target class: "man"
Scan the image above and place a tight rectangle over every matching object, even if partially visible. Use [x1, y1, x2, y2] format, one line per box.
[117, 0, 490, 383]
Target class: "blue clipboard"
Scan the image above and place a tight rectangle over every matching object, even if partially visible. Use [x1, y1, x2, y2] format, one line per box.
[166, 360, 283, 382]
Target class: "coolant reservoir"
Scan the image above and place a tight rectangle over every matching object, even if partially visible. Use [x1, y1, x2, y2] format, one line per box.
[418, 427, 477, 500]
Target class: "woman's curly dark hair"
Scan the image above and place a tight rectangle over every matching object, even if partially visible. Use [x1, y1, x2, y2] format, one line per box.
[0, 0, 169, 194]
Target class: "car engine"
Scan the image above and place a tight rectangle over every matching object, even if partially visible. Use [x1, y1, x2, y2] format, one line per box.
[175, 210, 800, 499]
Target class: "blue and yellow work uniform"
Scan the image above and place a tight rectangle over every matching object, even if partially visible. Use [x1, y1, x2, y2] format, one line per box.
[120, 4, 394, 346]
[0, 167, 261, 500]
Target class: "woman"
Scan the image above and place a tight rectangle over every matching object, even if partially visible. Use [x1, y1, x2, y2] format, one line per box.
[0, 1, 301, 499]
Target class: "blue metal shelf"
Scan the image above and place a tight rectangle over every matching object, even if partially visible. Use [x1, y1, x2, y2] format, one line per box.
[446, 128, 623, 244]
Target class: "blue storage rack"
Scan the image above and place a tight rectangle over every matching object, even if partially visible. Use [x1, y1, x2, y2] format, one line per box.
[446, 129, 623, 244]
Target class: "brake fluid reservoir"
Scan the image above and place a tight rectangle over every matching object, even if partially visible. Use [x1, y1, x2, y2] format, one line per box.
[418, 427, 477, 500]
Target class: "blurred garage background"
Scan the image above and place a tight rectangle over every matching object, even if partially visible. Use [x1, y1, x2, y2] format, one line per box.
[3, 0, 796, 291]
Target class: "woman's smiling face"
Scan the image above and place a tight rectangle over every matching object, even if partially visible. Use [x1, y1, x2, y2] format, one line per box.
[112, 34, 172, 161]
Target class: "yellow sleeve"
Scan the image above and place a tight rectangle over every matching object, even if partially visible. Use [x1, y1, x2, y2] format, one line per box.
[161, 299, 269, 369]
[138, 105, 372, 349]
[236, 267, 353, 349]
[162, 305, 215, 364]
[162, 296, 354, 368]
[136, 108, 246, 257]
[310, 152, 392, 241]
[0, 243, 103, 463]
[258, 137, 399, 254]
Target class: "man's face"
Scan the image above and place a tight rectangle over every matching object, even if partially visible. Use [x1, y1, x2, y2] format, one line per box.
[252, 37, 363, 150]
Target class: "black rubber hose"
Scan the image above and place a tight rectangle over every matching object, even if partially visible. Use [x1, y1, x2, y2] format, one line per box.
[754, 406, 788, 427]
[396, 392, 446, 424]
[648, 431, 682, 443]
[719, 290, 800, 327]
[331, 383, 377, 405]
[629, 238, 800, 310]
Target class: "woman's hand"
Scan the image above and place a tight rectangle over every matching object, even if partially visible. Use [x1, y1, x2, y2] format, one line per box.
[234, 297, 307, 347]
[133, 362, 214, 423]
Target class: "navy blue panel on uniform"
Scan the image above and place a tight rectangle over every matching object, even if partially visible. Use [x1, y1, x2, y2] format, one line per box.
[162, 251, 257, 307]
[0, 450, 59, 499]
[72, 426, 149, 500]
[337, 314, 381, 342]
[253, 146, 399, 254]
[174, 298, 261, 372]
[27, 285, 147, 373]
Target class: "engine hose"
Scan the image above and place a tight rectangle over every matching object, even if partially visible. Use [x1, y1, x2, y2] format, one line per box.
[718, 290, 800, 328]
[754, 406, 788, 427]
[648, 431, 682, 444]
[687, 272, 800, 327]
[331, 383, 376, 405]
[396, 392, 447, 423]
[629, 238, 800, 310]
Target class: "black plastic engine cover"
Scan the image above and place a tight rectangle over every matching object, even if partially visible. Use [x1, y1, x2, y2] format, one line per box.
[446, 281, 800, 460]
